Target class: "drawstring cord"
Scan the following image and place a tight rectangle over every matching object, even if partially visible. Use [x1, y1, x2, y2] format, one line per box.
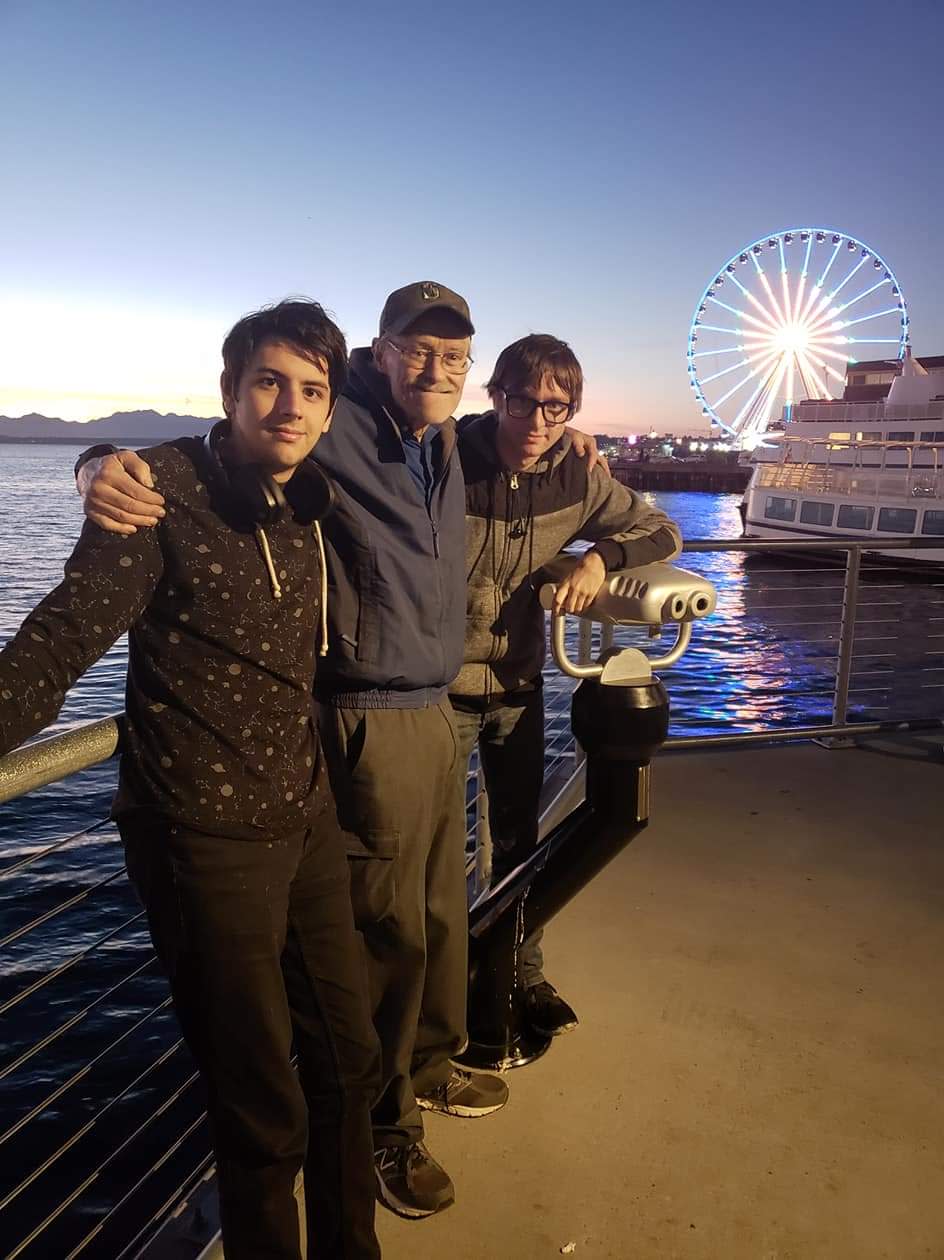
[255, 522, 329, 656]
[255, 527, 282, 599]
[313, 520, 329, 657]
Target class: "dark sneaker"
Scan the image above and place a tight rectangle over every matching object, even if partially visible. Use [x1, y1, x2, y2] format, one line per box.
[374, 1142, 455, 1218]
[523, 981, 579, 1037]
[417, 1065, 509, 1118]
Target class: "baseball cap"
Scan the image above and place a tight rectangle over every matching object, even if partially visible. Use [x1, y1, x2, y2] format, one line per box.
[378, 281, 475, 338]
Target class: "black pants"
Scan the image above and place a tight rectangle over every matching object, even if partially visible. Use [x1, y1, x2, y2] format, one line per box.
[452, 690, 547, 986]
[120, 813, 381, 1260]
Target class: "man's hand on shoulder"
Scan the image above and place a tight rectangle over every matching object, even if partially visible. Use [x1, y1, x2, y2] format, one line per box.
[567, 429, 610, 476]
[78, 450, 165, 535]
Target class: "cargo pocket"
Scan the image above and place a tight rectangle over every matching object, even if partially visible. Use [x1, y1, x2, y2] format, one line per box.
[346, 828, 399, 930]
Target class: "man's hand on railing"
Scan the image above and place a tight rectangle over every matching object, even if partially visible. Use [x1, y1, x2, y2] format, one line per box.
[77, 451, 165, 535]
[552, 551, 607, 615]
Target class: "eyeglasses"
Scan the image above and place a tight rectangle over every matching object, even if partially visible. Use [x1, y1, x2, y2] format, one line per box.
[501, 391, 573, 426]
[385, 340, 473, 374]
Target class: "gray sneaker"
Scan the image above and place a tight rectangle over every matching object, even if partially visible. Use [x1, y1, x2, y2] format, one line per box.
[374, 1142, 455, 1218]
[417, 1065, 509, 1118]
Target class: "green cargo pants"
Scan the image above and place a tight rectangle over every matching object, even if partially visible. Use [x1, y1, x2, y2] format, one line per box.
[319, 700, 468, 1146]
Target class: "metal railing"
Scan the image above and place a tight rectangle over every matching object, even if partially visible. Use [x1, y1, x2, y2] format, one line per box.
[1, 536, 943, 1257]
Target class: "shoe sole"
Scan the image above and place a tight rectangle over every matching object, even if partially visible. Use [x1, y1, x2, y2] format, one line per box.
[530, 1020, 579, 1037]
[374, 1174, 455, 1219]
[416, 1096, 508, 1118]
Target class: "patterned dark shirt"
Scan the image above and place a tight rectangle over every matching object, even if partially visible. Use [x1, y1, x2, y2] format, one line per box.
[0, 437, 333, 841]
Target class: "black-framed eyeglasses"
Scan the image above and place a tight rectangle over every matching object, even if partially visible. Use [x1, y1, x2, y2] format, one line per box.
[386, 340, 473, 374]
[501, 390, 573, 426]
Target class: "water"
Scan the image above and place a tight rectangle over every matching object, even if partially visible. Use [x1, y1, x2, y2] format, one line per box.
[1, 443, 942, 1256]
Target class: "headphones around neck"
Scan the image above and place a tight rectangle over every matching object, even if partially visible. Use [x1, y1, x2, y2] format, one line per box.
[202, 421, 334, 525]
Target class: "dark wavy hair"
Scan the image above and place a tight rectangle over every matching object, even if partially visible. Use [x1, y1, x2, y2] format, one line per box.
[485, 333, 583, 414]
[221, 298, 348, 411]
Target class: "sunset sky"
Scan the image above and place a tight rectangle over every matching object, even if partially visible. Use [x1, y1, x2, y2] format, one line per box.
[2, 0, 942, 434]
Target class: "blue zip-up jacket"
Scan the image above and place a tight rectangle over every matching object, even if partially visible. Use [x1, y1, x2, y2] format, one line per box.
[312, 348, 467, 709]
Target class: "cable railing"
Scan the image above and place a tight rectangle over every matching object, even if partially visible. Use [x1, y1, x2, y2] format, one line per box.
[0, 536, 942, 1258]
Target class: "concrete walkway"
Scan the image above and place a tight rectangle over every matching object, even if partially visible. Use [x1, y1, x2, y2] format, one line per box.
[377, 740, 944, 1260]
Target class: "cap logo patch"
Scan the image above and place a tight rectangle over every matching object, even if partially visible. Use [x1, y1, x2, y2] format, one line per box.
[421, 283, 440, 301]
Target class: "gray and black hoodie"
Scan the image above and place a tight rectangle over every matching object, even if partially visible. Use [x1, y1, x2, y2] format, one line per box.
[453, 412, 682, 702]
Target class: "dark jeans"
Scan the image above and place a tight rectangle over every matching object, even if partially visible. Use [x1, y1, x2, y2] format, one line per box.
[120, 812, 381, 1260]
[319, 702, 468, 1146]
[451, 690, 546, 988]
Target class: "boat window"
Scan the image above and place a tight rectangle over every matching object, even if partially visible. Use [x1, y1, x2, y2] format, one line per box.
[836, 504, 874, 531]
[921, 511, 944, 536]
[764, 496, 796, 522]
[856, 431, 883, 441]
[878, 508, 917, 533]
[799, 501, 835, 526]
[920, 431, 944, 442]
[889, 431, 914, 442]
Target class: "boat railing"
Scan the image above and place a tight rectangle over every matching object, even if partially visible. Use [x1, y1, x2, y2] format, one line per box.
[1, 537, 943, 1258]
[755, 458, 944, 501]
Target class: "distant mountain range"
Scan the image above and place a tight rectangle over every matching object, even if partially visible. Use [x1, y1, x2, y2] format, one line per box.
[0, 410, 220, 443]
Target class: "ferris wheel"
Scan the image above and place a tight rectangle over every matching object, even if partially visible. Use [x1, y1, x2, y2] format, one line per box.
[687, 229, 909, 443]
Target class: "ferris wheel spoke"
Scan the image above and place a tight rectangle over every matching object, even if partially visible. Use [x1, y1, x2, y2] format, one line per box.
[794, 348, 830, 398]
[690, 346, 747, 358]
[801, 235, 814, 277]
[753, 265, 787, 328]
[708, 297, 780, 334]
[710, 296, 776, 335]
[846, 337, 904, 345]
[708, 349, 781, 411]
[834, 278, 891, 315]
[781, 268, 793, 326]
[816, 240, 843, 289]
[693, 324, 743, 335]
[839, 306, 905, 330]
[698, 357, 753, 386]
[828, 254, 868, 300]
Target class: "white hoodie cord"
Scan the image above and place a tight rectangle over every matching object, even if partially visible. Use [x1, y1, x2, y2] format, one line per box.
[255, 527, 282, 599]
[314, 520, 329, 656]
[255, 521, 328, 657]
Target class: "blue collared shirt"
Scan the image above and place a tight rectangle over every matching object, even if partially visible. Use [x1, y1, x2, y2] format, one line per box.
[400, 424, 441, 508]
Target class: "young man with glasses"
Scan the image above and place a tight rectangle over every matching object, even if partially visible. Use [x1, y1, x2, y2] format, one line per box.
[452, 334, 682, 1037]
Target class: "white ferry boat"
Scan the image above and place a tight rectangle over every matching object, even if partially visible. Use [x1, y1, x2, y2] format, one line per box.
[742, 349, 944, 565]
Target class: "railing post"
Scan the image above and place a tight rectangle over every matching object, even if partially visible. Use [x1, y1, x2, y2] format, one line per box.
[829, 546, 861, 737]
[474, 764, 492, 895]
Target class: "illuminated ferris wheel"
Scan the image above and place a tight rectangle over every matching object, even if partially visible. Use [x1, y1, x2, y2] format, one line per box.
[687, 229, 909, 443]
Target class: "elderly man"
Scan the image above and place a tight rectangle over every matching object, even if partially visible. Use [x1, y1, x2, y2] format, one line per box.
[75, 283, 505, 1221]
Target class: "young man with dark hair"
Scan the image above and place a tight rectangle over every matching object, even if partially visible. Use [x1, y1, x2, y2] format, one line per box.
[0, 300, 382, 1260]
[453, 333, 682, 1036]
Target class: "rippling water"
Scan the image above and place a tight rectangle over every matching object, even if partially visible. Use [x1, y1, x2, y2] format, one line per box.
[1, 442, 942, 1256]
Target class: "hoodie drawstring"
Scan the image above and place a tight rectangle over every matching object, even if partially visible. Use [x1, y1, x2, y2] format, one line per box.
[255, 527, 282, 599]
[313, 520, 329, 657]
[256, 521, 330, 657]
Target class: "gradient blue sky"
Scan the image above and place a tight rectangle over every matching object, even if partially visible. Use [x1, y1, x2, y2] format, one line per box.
[2, 0, 942, 433]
